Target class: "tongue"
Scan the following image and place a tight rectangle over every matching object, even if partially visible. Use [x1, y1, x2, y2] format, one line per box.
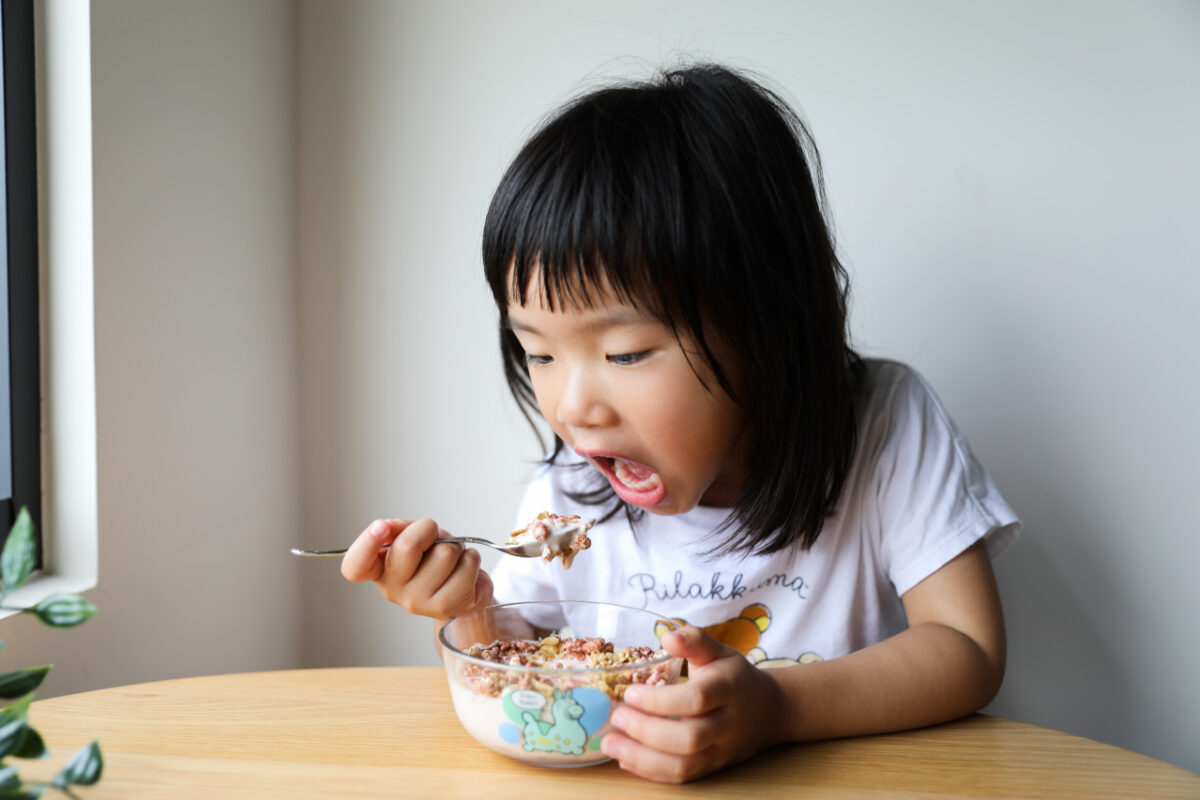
[613, 458, 660, 491]
[616, 458, 654, 483]
[608, 458, 665, 508]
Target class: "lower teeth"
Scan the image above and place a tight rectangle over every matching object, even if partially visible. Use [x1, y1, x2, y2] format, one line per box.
[615, 459, 658, 491]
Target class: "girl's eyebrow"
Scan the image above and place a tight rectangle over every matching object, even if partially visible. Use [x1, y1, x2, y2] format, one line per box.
[506, 308, 658, 334]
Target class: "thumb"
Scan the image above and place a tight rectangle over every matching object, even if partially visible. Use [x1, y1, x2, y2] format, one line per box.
[660, 624, 739, 668]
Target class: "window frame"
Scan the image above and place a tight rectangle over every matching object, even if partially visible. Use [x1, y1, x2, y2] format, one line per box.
[0, 0, 97, 617]
[1, 0, 41, 551]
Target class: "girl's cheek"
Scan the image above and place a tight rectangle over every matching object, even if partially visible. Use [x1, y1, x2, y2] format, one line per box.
[535, 393, 558, 422]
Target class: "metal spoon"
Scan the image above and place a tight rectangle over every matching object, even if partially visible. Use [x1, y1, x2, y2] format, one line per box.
[289, 519, 591, 558]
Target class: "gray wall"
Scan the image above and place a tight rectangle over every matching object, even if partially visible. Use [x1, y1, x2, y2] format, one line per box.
[9, 0, 1196, 777]
[13, 0, 303, 694]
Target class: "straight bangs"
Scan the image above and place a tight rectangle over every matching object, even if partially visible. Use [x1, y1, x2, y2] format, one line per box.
[483, 72, 756, 401]
[483, 121, 671, 330]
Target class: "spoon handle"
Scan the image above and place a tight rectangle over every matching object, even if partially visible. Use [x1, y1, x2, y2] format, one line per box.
[289, 546, 371, 557]
[289, 536, 494, 557]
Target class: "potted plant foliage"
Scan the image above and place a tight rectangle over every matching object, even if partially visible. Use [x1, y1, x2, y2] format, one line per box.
[0, 508, 102, 797]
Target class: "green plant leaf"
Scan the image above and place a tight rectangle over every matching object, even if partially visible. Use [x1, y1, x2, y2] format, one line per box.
[0, 766, 18, 789]
[0, 509, 38, 598]
[52, 740, 102, 788]
[0, 696, 32, 759]
[11, 724, 46, 760]
[0, 667, 51, 701]
[27, 594, 95, 629]
[0, 784, 45, 799]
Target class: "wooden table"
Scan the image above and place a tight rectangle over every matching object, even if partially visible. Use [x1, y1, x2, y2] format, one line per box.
[25, 667, 1199, 798]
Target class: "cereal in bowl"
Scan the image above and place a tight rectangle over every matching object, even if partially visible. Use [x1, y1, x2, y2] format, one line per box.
[460, 634, 670, 700]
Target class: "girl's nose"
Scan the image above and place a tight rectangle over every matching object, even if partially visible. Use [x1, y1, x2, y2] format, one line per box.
[555, 369, 614, 429]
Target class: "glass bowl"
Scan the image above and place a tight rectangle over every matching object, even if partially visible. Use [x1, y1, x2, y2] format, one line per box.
[438, 600, 683, 767]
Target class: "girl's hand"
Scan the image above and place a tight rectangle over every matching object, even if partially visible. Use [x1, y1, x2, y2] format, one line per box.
[340, 518, 494, 620]
[601, 626, 787, 783]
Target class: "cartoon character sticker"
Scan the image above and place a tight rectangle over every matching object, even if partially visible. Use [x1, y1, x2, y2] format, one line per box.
[654, 603, 824, 666]
[496, 687, 611, 755]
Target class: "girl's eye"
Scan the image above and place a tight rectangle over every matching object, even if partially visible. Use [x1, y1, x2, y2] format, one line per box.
[607, 351, 651, 366]
[524, 353, 552, 367]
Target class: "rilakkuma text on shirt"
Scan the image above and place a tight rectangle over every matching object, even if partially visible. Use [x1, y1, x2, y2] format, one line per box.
[626, 570, 811, 608]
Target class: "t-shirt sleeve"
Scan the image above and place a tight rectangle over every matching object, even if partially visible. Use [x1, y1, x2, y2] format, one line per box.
[873, 365, 1021, 596]
[488, 464, 563, 605]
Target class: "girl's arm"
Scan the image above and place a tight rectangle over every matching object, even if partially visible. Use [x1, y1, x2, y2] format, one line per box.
[775, 539, 1005, 741]
[602, 540, 1006, 782]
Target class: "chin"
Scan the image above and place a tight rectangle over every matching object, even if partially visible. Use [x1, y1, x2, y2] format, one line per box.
[635, 494, 697, 516]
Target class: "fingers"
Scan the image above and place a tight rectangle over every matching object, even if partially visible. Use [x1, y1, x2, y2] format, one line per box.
[660, 624, 733, 667]
[341, 518, 411, 582]
[602, 674, 742, 782]
[389, 520, 461, 587]
[617, 678, 729, 718]
[601, 727, 717, 784]
[420, 545, 483, 618]
[345, 518, 488, 620]
[469, 563, 495, 610]
[618, 627, 740, 718]
[382, 518, 453, 588]
[600, 629, 768, 782]
[609, 702, 722, 755]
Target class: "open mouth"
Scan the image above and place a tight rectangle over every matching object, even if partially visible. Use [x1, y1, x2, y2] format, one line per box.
[588, 454, 666, 508]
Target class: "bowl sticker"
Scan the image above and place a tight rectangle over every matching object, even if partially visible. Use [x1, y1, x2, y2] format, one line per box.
[508, 690, 546, 711]
[498, 687, 610, 755]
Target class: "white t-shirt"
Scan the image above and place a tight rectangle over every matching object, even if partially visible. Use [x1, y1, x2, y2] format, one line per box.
[490, 359, 1020, 667]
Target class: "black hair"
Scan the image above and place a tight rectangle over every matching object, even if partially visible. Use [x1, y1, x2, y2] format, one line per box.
[482, 63, 863, 555]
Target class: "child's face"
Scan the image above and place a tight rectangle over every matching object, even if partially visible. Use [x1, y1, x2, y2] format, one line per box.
[507, 278, 750, 515]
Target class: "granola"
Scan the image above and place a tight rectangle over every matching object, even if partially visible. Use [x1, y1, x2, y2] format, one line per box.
[456, 634, 672, 701]
[506, 512, 592, 568]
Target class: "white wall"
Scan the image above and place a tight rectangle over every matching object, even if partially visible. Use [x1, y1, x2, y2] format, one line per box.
[292, 0, 547, 674]
[9, 0, 303, 694]
[294, 0, 1200, 773]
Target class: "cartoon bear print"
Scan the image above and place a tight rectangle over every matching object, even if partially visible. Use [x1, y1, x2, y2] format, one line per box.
[654, 604, 824, 666]
[654, 603, 771, 656]
[746, 649, 824, 668]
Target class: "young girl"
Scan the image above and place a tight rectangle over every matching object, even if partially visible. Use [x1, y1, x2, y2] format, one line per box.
[341, 63, 1020, 783]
